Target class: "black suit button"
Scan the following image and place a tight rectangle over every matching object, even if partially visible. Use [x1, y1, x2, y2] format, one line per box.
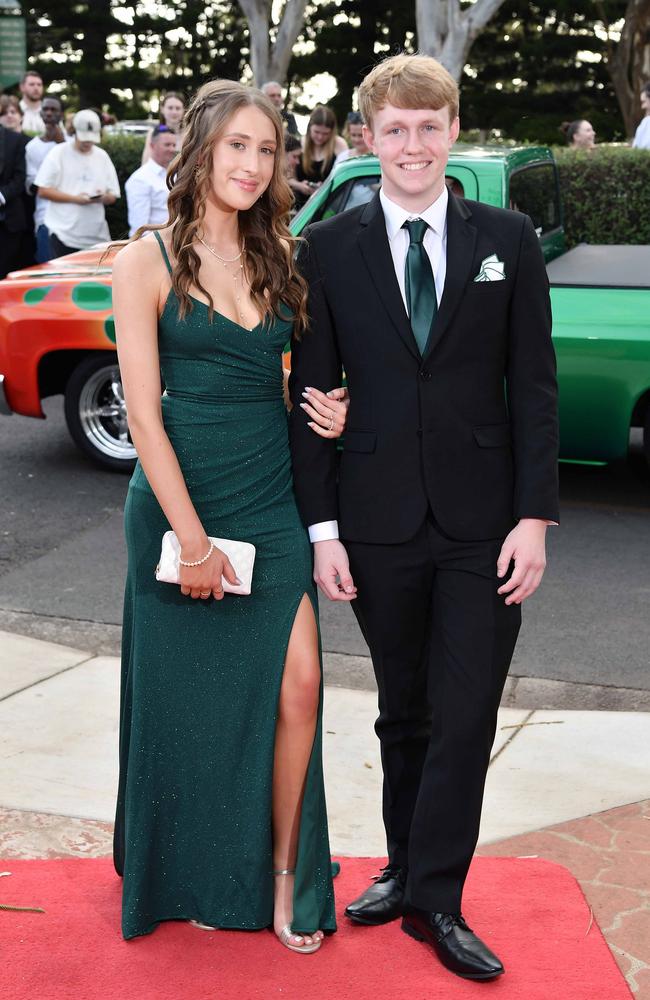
[419, 369, 432, 381]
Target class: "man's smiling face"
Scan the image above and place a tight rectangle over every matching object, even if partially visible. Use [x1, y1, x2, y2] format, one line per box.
[363, 102, 459, 212]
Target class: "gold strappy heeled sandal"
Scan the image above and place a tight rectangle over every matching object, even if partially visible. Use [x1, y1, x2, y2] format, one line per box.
[273, 868, 322, 955]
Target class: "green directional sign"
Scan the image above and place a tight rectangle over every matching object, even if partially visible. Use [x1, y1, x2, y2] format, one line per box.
[0, 16, 26, 89]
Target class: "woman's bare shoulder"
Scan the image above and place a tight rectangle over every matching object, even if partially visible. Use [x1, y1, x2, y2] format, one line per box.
[113, 230, 171, 280]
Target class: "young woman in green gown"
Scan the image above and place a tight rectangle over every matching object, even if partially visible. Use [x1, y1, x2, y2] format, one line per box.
[111, 79, 351, 950]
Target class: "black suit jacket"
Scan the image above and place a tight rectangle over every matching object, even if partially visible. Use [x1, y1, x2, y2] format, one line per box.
[289, 192, 560, 543]
[0, 125, 27, 233]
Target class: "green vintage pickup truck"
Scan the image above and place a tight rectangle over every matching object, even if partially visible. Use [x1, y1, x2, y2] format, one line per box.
[294, 146, 650, 471]
[1, 144, 649, 471]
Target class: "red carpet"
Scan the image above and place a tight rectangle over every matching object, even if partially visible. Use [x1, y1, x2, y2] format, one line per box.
[1, 856, 630, 1000]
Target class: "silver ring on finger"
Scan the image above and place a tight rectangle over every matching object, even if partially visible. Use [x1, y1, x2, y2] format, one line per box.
[199, 591, 211, 598]
[328, 414, 334, 432]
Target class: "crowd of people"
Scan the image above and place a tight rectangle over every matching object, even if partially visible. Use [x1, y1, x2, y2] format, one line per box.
[2, 68, 650, 279]
[0, 72, 122, 277]
[0, 70, 371, 279]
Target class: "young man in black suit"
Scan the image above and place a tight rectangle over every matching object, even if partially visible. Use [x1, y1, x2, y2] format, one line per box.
[289, 54, 559, 981]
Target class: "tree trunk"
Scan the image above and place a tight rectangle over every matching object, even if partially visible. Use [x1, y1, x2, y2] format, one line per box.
[237, 0, 308, 85]
[415, 0, 507, 82]
[77, 0, 113, 107]
[602, 0, 650, 137]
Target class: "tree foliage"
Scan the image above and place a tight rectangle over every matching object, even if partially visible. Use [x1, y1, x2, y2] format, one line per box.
[289, 0, 416, 123]
[13, 0, 650, 141]
[460, 2, 633, 142]
[23, 1, 249, 113]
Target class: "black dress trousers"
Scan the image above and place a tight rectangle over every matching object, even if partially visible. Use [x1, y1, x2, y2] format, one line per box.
[345, 512, 521, 914]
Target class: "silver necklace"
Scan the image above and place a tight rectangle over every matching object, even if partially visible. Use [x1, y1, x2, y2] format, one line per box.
[197, 236, 243, 263]
[196, 236, 249, 328]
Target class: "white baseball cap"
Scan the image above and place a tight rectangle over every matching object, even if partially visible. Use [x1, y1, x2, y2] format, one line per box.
[73, 109, 102, 143]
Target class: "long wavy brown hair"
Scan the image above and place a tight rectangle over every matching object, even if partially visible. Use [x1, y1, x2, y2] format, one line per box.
[132, 79, 308, 333]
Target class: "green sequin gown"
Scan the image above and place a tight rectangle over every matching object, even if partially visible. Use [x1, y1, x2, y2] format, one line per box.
[113, 232, 336, 941]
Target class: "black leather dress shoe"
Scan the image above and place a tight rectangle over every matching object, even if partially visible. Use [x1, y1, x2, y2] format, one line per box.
[402, 908, 504, 981]
[345, 865, 407, 925]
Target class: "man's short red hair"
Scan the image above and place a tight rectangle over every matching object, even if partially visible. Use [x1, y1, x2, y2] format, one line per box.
[359, 54, 459, 131]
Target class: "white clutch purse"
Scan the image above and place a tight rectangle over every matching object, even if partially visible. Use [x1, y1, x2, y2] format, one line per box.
[155, 531, 256, 596]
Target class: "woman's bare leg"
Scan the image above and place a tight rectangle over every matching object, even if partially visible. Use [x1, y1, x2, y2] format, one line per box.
[272, 594, 323, 948]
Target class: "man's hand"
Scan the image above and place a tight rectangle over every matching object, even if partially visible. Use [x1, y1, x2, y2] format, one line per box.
[496, 518, 548, 605]
[44, 123, 65, 144]
[313, 539, 357, 602]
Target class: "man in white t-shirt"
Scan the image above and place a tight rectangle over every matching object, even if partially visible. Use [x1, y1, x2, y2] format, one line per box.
[35, 109, 120, 257]
[19, 71, 45, 136]
[632, 82, 650, 150]
[25, 95, 67, 262]
[125, 124, 176, 236]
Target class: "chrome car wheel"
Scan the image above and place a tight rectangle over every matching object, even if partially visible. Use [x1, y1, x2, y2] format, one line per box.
[78, 366, 132, 458]
[64, 355, 136, 472]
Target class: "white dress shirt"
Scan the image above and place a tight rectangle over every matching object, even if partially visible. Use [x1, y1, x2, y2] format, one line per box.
[20, 100, 44, 136]
[380, 185, 448, 310]
[632, 116, 650, 149]
[308, 187, 449, 543]
[125, 158, 169, 236]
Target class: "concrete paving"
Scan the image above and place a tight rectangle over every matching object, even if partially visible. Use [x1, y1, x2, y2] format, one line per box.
[1, 629, 649, 994]
[1, 630, 649, 846]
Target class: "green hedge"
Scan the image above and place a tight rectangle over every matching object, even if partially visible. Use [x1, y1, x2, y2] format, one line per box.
[554, 146, 650, 248]
[101, 135, 147, 240]
[100, 135, 650, 248]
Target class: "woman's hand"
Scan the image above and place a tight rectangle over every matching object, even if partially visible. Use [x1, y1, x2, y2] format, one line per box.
[301, 386, 349, 439]
[179, 542, 239, 601]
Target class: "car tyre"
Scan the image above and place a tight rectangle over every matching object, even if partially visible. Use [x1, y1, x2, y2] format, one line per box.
[64, 354, 136, 473]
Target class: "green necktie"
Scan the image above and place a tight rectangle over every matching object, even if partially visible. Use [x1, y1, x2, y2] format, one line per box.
[404, 219, 437, 355]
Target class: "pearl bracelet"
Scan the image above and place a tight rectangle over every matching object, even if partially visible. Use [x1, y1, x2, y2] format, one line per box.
[179, 541, 214, 568]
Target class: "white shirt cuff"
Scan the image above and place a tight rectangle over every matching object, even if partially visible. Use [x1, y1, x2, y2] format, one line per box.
[308, 520, 339, 543]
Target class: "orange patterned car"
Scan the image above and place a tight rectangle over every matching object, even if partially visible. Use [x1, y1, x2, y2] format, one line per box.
[0, 247, 132, 470]
[0, 245, 295, 472]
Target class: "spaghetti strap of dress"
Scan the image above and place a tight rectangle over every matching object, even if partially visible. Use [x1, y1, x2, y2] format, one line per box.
[153, 230, 173, 275]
